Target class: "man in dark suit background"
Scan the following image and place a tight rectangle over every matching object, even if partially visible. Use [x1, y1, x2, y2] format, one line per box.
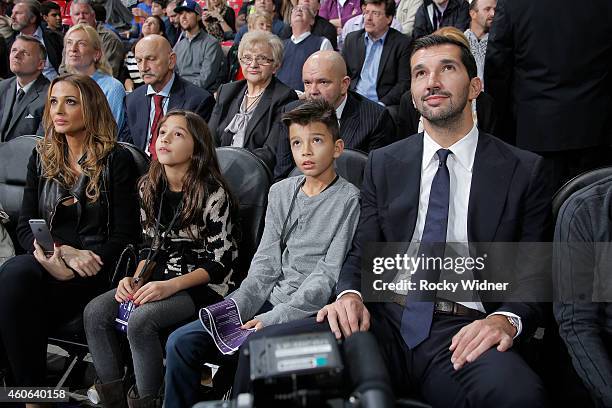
[273, 50, 397, 180]
[315, 34, 550, 406]
[123, 35, 215, 156]
[412, 0, 470, 40]
[0, 35, 49, 143]
[6, 0, 63, 81]
[342, 0, 411, 108]
[484, 0, 612, 189]
[279, 0, 338, 49]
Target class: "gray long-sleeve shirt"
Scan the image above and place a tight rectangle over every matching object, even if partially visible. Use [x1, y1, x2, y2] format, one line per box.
[230, 175, 360, 326]
[173, 30, 227, 93]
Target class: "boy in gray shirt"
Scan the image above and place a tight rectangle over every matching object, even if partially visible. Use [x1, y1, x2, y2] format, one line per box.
[164, 99, 361, 407]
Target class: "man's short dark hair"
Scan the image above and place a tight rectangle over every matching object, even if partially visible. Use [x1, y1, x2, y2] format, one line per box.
[411, 34, 478, 80]
[362, 0, 395, 18]
[40, 1, 60, 16]
[14, 34, 47, 61]
[469, 0, 479, 12]
[282, 99, 340, 141]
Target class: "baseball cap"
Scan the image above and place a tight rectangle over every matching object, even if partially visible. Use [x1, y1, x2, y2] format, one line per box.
[174, 0, 201, 14]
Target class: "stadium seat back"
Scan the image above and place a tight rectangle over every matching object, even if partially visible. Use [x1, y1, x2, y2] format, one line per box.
[0, 135, 41, 250]
[552, 166, 612, 219]
[288, 148, 369, 189]
[216, 147, 272, 287]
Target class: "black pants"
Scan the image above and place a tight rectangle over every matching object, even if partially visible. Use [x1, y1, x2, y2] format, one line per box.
[233, 303, 547, 408]
[0, 254, 104, 386]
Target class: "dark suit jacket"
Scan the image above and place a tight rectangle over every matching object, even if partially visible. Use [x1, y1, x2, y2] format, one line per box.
[397, 90, 497, 137]
[343, 28, 412, 107]
[336, 132, 552, 337]
[273, 90, 397, 180]
[484, 0, 612, 151]
[0, 75, 49, 142]
[6, 27, 63, 75]
[209, 77, 298, 170]
[412, 0, 470, 40]
[123, 74, 215, 151]
[279, 15, 338, 50]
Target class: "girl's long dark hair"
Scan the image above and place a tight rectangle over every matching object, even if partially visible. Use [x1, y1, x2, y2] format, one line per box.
[139, 109, 237, 238]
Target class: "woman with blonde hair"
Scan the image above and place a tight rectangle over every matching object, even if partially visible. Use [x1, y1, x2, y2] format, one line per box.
[0, 74, 140, 396]
[201, 0, 236, 40]
[210, 30, 297, 169]
[64, 23, 127, 130]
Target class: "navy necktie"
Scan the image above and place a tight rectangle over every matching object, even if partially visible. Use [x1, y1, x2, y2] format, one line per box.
[401, 148, 452, 349]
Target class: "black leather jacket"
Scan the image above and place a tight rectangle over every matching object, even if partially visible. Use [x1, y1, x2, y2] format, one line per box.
[16, 144, 141, 273]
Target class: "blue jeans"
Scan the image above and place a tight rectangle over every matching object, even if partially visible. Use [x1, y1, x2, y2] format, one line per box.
[164, 301, 273, 408]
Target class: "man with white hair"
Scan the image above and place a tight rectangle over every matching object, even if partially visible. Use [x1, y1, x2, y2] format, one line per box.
[69, 0, 125, 77]
[276, 4, 332, 91]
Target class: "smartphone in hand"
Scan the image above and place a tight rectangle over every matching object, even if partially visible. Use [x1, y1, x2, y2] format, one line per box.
[29, 219, 55, 256]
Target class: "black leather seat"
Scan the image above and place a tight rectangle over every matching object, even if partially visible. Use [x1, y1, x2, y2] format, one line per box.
[288, 148, 369, 189]
[552, 166, 612, 220]
[0, 135, 40, 251]
[216, 147, 272, 288]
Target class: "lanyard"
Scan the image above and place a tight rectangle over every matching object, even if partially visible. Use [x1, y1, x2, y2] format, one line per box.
[135, 188, 182, 283]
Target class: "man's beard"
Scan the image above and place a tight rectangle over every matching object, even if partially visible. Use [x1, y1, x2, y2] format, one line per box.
[11, 21, 27, 31]
[417, 89, 468, 128]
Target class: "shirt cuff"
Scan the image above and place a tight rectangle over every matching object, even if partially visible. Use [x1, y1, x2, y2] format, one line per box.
[488, 311, 522, 338]
[336, 290, 362, 301]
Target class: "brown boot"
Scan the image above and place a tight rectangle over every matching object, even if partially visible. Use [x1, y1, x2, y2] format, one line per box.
[126, 385, 161, 408]
[94, 378, 129, 408]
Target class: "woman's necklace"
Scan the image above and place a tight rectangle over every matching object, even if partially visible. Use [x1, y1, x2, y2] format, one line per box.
[244, 88, 265, 111]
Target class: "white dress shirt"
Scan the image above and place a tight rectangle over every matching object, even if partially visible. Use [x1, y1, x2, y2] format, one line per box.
[145, 73, 176, 155]
[339, 125, 522, 337]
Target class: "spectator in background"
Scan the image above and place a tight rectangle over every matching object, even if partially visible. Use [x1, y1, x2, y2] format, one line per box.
[69, 0, 125, 78]
[277, 4, 333, 91]
[64, 23, 126, 130]
[122, 15, 166, 92]
[343, 0, 411, 108]
[319, 0, 361, 30]
[201, 0, 236, 41]
[274, 50, 395, 179]
[280, 0, 337, 49]
[209, 30, 298, 169]
[485, 0, 612, 189]
[340, 0, 402, 50]
[226, 10, 273, 82]
[464, 0, 495, 84]
[0, 1, 12, 40]
[151, 0, 166, 19]
[412, 0, 469, 40]
[173, 0, 227, 92]
[233, 0, 287, 43]
[165, 0, 180, 45]
[280, 0, 297, 24]
[0, 35, 49, 142]
[40, 1, 63, 33]
[7, 0, 62, 80]
[395, 0, 421, 36]
[124, 35, 215, 154]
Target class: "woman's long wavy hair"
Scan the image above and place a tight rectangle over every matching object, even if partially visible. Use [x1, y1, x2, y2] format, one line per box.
[139, 110, 237, 238]
[39, 74, 117, 202]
